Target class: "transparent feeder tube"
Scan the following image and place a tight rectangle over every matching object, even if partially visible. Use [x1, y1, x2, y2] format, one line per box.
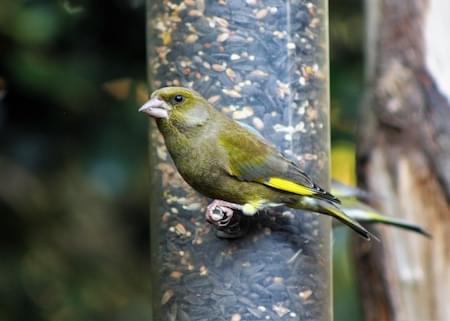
[147, 0, 331, 320]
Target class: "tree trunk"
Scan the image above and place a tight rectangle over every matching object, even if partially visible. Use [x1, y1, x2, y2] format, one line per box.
[354, 1, 450, 321]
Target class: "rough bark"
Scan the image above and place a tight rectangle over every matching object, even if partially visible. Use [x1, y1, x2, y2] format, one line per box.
[354, 1, 450, 321]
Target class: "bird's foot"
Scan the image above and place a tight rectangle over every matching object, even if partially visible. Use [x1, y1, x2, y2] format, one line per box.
[206, 200, 249, 239]
[206, 200, 242, 227]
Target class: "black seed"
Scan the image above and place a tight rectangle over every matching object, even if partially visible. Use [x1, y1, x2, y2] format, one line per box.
[148, 0, 330, 319]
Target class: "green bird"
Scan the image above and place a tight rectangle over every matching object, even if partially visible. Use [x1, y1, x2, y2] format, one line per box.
[139, 87, 372, 240]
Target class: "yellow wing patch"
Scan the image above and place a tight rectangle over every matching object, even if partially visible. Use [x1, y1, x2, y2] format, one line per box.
[264, 177, 315, 196]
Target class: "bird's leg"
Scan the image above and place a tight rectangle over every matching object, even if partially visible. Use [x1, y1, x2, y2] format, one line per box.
[206, 200, 243, 227]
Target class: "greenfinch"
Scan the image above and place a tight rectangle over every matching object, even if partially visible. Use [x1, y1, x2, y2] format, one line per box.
[139, 87, 372, 239]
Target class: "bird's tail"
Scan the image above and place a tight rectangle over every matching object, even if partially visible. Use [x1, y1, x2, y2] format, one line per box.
[296, 197, 374, 240]
[343, 206, 431, 238]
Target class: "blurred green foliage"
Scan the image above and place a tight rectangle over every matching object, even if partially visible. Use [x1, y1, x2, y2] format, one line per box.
[0, 0, 365, 320]
[330, 1, 365, 320]
[0, 1, 150, 320]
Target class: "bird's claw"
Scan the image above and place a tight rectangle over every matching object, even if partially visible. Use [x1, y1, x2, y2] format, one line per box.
[206, 202, 235, 227]
[206, 199, 250, 239]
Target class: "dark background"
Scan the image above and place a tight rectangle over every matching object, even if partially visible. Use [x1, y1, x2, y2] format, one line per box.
[0, 0, 364, 320]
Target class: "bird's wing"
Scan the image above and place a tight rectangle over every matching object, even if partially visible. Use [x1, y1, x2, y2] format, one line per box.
[218, 126, 339, 204]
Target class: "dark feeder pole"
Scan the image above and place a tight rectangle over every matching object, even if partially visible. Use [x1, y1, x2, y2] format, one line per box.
[146, 0, 331, 320]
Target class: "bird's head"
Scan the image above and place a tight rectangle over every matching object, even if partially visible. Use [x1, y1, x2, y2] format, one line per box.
[139, 87, 210, 128]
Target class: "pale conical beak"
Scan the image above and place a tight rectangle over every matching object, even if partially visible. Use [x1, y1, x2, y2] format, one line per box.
[138, 97, 171, 119]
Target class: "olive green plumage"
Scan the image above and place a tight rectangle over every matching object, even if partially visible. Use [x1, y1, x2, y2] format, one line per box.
[141, 86, 371, 239]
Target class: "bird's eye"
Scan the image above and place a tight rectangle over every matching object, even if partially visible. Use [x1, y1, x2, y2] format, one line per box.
[173, 95, 184, 104]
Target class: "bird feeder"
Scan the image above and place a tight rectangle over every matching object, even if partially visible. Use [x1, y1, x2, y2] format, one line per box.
[146, 0, 331, 319]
